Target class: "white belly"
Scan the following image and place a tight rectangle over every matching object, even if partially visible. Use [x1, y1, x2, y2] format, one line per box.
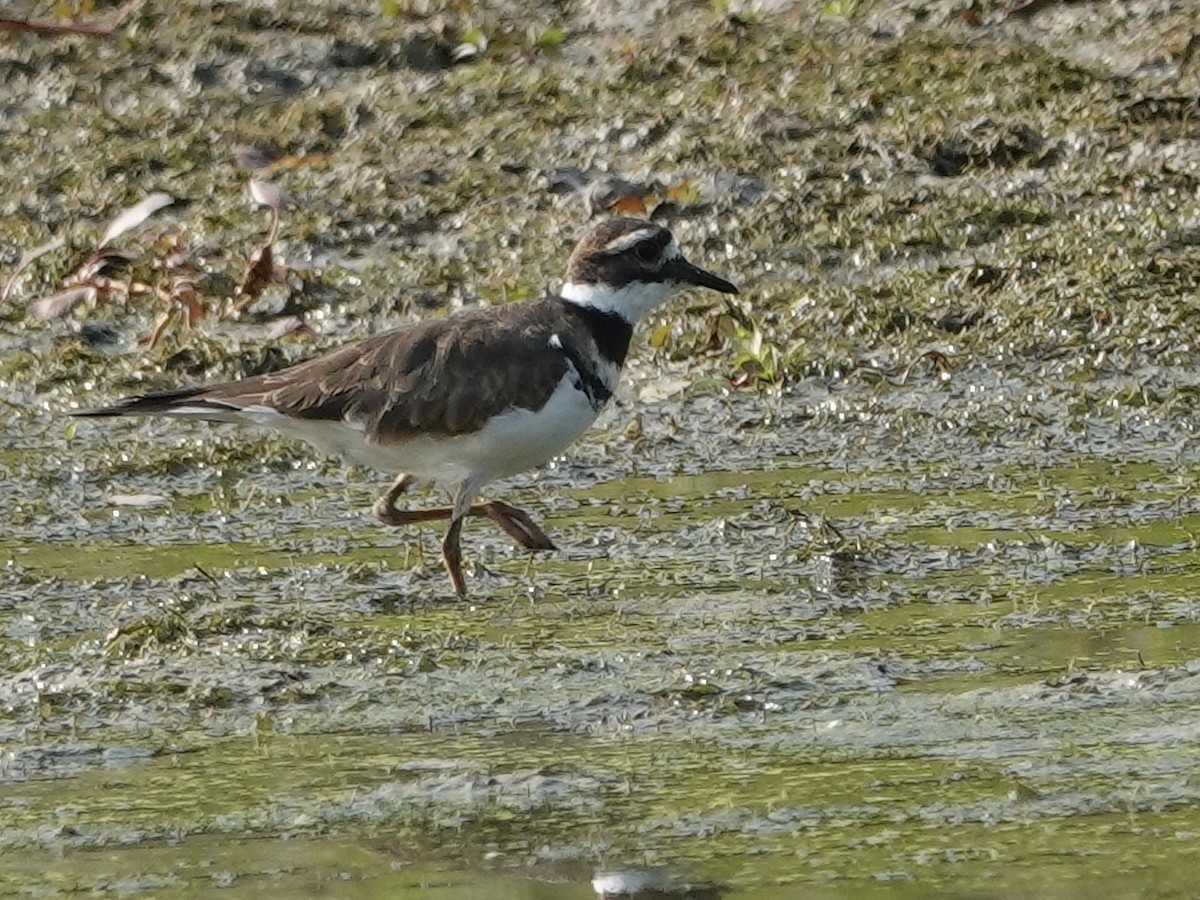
[252, 374, 602, 488]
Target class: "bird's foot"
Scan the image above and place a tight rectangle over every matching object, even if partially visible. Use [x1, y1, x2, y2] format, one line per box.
[478, 501, 556, 551]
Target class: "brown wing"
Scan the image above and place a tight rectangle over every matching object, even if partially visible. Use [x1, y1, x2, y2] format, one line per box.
[202, 301, 571, 441]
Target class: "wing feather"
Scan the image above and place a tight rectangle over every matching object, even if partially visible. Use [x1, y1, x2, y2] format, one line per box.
[205, 302, 571, 440]
[75, 301, 577, 439]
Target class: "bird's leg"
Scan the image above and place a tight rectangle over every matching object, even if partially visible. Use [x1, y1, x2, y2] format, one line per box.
[441, 479, 481, 598]
[372, 475, 554, 552]
[442, 516, 467, 597]
[371, 473, 417, 525]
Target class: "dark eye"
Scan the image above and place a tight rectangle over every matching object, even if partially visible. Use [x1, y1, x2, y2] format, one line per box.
[633, 241, 659, 264]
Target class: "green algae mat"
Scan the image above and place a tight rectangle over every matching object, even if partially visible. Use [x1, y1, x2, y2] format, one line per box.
[2, 0, 1200, 896]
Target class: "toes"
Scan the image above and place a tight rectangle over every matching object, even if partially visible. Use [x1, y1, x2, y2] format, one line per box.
[491, 508, 555, 551]
[523, 532, 559, 554]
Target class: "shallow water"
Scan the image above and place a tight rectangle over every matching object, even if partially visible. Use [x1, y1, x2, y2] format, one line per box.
[4, 368, 1200, 896]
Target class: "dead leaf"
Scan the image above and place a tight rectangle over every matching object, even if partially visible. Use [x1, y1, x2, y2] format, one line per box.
[152, 272, 204, 327]
[28, 285, 97, 320]
[161, 247, 192, 269]
[897, 348, 955, 385]
[108, 493, 169, 508]
[249, 179, 298, 212]
[0, 0, 146, 37]
[2, 234, 66, 301]
[98, 192, 175, 249]
[266, 315, 315, 341]
[606, 194, 649, 215]
[665, 179, 699, 205]
[232, 144, 286, 171]
[233, 243, 274, 311]
[638, 377, 690, 403]
[585, 176, 658, 214]
[271, 153, 328, 172]
[183, 298, 205, 327]
[649, 324, 671, 348]
[72, 248, 137, 283]
[138, 309, 176, 348]
[452, 41, 481, 61]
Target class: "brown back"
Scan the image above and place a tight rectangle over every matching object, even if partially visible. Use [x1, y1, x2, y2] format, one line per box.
[201, 299, 602, 442]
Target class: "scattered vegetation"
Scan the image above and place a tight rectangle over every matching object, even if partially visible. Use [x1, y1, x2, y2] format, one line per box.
[2, 0, 1197, 399]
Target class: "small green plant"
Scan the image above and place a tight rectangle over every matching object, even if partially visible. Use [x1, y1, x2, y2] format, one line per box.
[528, 23, 566, 52]
[730, 318, 781, 384]
[821, 0, 858, 18]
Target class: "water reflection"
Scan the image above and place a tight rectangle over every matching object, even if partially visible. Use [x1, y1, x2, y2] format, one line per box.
[592, 867, 724, 899]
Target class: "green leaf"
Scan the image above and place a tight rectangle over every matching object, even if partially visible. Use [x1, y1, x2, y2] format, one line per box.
[533, 24, 566, 50]
[820, 0, 858, 18]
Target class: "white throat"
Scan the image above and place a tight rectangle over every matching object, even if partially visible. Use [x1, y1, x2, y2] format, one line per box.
[561, 279, 677, 322]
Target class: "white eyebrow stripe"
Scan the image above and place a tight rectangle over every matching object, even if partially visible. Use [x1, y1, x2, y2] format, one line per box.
[602, 228, 662, 254]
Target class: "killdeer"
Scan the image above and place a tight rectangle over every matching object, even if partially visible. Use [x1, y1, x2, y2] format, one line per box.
[72, 217, 739, 596]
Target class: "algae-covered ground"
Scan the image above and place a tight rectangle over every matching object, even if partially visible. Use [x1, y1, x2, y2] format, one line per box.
[3, 0, 1200, 897]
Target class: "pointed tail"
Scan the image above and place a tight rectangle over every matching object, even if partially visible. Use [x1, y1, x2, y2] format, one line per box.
[71, 387, 245, 421]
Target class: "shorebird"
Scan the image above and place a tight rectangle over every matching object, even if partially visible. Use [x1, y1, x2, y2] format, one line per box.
[73, 217, 739, 596]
